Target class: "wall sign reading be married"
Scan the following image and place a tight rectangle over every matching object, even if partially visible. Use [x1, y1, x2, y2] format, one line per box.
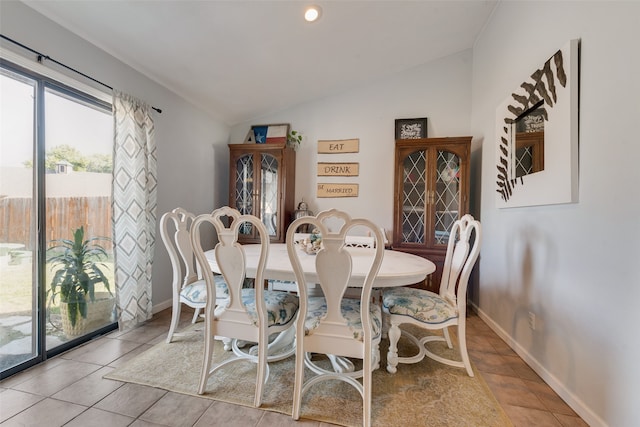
[317, 183, 359, 198]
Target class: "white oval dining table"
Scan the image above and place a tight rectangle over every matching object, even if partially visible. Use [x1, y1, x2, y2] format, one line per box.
[204, 243, 436, 372]
[204, 243, 435, 288]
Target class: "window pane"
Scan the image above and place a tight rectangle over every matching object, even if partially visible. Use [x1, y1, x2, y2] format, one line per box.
[44, 87, 114, 347]
[0, 70, 37, 372]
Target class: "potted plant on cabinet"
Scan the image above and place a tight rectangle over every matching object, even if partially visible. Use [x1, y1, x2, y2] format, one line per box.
[287, 129, 303, 150]
[47, 226, 114, 336]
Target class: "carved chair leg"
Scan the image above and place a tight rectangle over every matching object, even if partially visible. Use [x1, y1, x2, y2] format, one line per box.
[386, 322, 401, 373]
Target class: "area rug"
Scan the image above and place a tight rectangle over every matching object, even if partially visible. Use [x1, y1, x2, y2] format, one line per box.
[104, 325, 511, 427]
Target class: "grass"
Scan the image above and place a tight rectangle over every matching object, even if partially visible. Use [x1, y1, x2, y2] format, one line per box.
[0, 256, 116, 359]
[0, 257, 115, 315]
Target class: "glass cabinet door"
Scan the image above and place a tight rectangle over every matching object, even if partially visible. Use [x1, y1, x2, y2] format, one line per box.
[393, 137, 470, 292]
[260, 153, 279, 237]
[235, 154, 254, 236]
[234, 152, 280, 239]
[400, 148, 463, 247]
[433, 149, 462, 245]
[401, 150, 427, 244]
[229, 143, 294, 244]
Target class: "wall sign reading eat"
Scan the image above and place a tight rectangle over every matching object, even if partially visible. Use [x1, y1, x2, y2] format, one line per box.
[317, 183, 359, 198]
[317, 139, 359, 154]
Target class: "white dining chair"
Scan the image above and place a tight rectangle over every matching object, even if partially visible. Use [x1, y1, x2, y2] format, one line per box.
[382, 214, 481, 377]
[287, 209, 385, 427]
[191, 206, 299, 407]
[267, 233, 311, 293]
[159, 207, 229, 344]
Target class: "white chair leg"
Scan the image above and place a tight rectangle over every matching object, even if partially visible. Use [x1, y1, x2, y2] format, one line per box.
[373, 341, 380, 371]
[198, 322, 215, 394]
[254, 338, 268, 407]
[222, 337, 232, 351]
[457, 321, 474, 377]
[191, 308, 201, 323]
[443, 326, 453, 348]
[292, 345, 305, 420]
[363, 358, 373, 427]
[386, 322, 401, 373]
[166, 301, 181, 343]
[381, 310, 390, 339]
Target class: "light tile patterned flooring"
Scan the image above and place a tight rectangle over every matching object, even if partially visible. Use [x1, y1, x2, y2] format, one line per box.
[0, 308, 588, 427]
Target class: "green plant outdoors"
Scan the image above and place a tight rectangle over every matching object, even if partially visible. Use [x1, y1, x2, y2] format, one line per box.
[47, 226, 112, 327]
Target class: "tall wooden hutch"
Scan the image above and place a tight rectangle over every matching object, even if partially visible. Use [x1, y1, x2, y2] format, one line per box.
[392, 136, 471, 292]
[228, 142, 296, 243]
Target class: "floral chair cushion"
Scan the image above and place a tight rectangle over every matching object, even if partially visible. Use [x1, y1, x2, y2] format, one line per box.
[304, 297, 382, 341]
[215, 289, 299, 327]
[382, 287, 457, 325]
[180, 274, 229, 304]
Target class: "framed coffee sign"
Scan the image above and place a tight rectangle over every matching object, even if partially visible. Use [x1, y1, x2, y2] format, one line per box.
[395, 118, 427, 140]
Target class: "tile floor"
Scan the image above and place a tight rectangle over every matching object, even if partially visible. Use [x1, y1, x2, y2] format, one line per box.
[0, 308, 588, 427]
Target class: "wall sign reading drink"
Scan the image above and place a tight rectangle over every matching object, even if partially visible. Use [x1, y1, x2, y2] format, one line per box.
[317, 183, 359, 198]
[317, 162, 359, 177]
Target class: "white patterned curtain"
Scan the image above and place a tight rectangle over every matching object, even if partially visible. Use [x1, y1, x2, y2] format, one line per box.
[112, 91, 157, 331]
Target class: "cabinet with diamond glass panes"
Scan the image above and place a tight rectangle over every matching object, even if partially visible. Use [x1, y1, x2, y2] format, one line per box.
[392, 136, 471, 292]
[229, 142, 296, 243]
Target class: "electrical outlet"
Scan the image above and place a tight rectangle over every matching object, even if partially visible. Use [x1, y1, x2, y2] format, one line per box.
[528, 312, 536, 330]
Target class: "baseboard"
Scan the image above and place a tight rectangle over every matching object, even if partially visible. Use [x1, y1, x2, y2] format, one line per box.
[470, 302, 606, 427]
[152, 298, 172, 314]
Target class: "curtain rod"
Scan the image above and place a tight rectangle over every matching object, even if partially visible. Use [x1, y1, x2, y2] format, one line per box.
[1, 34, 162, 113]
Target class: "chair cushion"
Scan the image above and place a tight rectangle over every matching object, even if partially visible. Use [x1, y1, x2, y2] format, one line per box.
[304, 297, 382, 341]
[180, 274, 228, 304]
[215, 289, 299, 327]
[382, 287, 457, 325]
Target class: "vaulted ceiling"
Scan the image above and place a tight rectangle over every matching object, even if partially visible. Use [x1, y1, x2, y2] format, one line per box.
[23, 1, 497, 125]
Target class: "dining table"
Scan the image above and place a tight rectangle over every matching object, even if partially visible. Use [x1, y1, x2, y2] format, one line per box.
[204, 243, 436, 372]
[205, 243, 435, 287]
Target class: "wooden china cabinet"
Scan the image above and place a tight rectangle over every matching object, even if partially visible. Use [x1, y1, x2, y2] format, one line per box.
[392, 136, 471, 292]
[228, 142, 296, 243]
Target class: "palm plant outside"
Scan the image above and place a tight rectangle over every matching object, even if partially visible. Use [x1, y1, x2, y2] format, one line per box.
[47, 226, 112, 326]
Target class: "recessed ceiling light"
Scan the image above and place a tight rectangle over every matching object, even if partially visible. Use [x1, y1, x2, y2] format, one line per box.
[304, 5, 322, 22]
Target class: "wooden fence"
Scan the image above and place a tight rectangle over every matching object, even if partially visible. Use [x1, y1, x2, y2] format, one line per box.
[0, 196, 113, 251]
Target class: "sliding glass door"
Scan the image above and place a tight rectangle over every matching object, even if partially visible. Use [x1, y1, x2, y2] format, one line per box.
[0, 68, 37, 375]
[0, 61, 115, 379]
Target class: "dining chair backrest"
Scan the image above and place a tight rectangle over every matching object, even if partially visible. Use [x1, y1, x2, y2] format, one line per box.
[160, 207, 212, 343]
[160, 207, 198, 292]
[191, 206, 269, 339]
[191, 206, 299, 407]
[288, 210, 385, 333]
[287, 208, 385, 426]
[439, 214, 481, 311]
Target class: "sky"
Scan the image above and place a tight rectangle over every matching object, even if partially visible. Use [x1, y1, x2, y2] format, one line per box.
[0, 72, 112, 168]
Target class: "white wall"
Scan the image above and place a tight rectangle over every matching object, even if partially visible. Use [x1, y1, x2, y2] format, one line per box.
[471, 2, 640, 426]
[1, 2, 230, 307]
[230, 49, 474, 232]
